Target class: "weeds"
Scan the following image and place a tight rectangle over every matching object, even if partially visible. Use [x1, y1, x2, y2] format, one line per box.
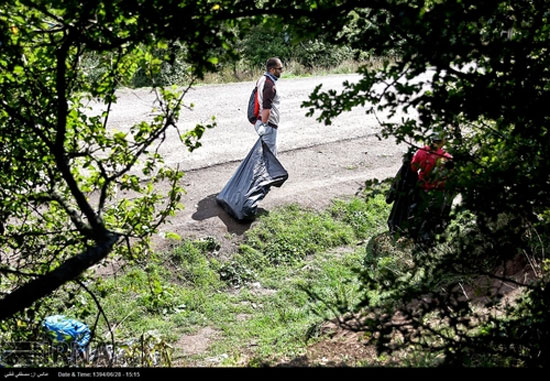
[241, 204, 356, 265]
[2, 193, 393, 367]
[3, 181, 544, 367]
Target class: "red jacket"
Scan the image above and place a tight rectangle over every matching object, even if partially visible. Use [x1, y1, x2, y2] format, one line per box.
[411, 146, 452, 190]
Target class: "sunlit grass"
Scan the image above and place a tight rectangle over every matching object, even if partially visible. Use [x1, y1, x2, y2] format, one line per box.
[77, 193, 390, 366]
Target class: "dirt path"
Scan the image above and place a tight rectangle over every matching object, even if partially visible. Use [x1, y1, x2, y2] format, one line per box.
[97, 74, 411, 252]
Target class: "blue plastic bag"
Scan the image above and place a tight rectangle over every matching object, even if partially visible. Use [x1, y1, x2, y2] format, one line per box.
[42, 315, 91, 351]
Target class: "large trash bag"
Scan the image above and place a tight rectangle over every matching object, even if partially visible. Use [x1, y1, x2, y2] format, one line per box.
[386, 151, 419, 235]
[216, 138, 288, 221]
[42, 315, 91, 351]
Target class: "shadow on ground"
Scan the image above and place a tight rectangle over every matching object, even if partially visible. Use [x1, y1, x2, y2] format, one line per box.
[192, 194, 267, 236]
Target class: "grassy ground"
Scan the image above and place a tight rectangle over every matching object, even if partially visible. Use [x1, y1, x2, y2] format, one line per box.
[77, 192, 390, 367]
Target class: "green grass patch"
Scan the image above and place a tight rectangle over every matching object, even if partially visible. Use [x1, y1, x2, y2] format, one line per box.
[243, 203, 356, 263]
[57, 194, 391, 366]
[329, 195, 389, 240]
[196, 245, 368, 366]
[35, 186, 546, 368]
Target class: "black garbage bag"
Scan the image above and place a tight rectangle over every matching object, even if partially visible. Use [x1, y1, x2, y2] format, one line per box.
[386, 151, 419, 235]
[216, 138, 288, 221]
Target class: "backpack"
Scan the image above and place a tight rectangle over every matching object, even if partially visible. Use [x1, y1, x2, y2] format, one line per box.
[247, 86, 260, 124]
[248, 75, 272, 124]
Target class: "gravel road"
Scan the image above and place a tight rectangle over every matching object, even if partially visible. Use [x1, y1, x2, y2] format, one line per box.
[96, 74, 413, 252]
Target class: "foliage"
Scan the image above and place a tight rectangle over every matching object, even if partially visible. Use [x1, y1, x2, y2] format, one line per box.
[329, 193, 389, 240]
[4, 0, 548, 367]
[218, 203, 358, 286]
[196, 198, 389, 366]
[0, 0, 367, 365]
[299, 0, 550, 366]
[220, 196, 389, 287]
[294, 40, 354, 69]
[0, 190, 393, 367]
[109, 330, 174, 367]
[237, 23, 293, 69]
[218, 252, 258, 288]
[237, 23, 354, 71]
[0, 0, 281, 324]
[0, 0, 371, 324]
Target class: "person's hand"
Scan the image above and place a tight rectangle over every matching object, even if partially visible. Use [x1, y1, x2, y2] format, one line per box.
[256, 122, 267, 136]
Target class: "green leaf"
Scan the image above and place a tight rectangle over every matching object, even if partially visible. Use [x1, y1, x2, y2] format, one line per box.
[164, 232, 182, 241]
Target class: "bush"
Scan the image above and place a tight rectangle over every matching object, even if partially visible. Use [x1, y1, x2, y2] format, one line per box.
[238, 24, 293, 69]
[293, 40, 354, 69]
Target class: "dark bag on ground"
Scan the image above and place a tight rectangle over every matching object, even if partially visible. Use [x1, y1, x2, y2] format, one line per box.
[216, 138, 288, 221]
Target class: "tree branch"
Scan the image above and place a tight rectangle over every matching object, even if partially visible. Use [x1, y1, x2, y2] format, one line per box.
[31, 191, 95, 239]
[76, 279, 115, 367]
[53, 33, 106, 238]
[0, 232, 119, 321]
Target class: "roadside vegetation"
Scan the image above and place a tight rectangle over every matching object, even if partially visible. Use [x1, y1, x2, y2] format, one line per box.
[0, 187, 390, 367]
[2, 0, 549, 369]
[82, 22, 376, 87]
[4, 180, 544, 367]
[50, 189, 391, 367]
